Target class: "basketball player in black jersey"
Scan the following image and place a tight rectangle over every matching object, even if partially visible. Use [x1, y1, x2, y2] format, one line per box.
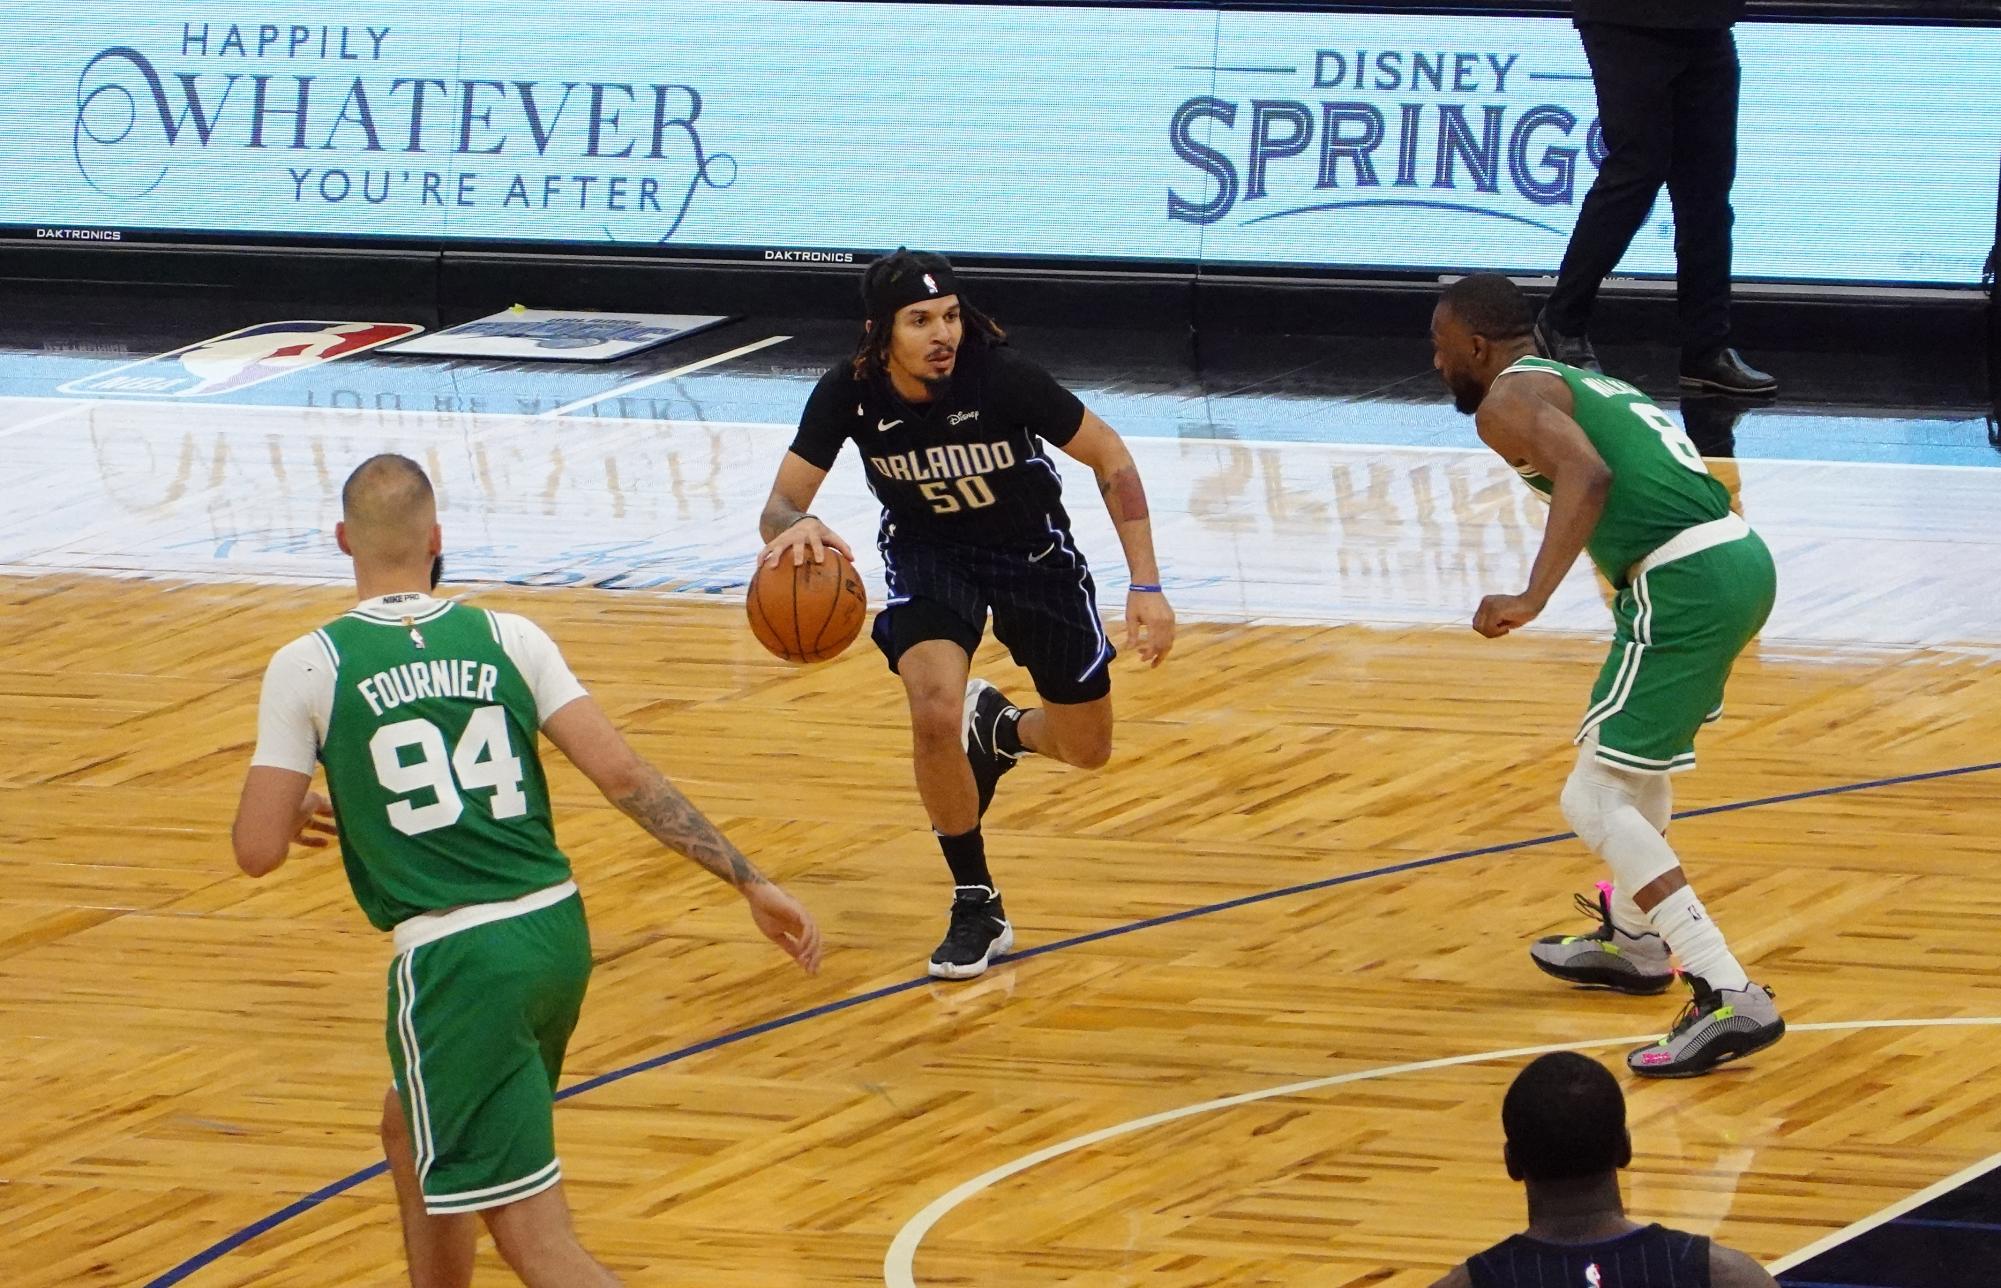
[1434, 1052, 1777, 1288]
[757, 250, 1174, 979]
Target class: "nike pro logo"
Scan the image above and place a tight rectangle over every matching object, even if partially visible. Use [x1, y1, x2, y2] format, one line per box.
[877, 418, 902, 432]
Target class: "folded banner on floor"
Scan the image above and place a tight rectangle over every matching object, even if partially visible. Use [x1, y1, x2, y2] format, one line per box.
[381, 310, 730, 362]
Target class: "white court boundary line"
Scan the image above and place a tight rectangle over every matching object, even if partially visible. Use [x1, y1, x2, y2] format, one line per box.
[0, 400, 99, 441]
[882, 1016, 2001, 1286]
[0, 392, 1995, 475]
[537, 334, 790, 418]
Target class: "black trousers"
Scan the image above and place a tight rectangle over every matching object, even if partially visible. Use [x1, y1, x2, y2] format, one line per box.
[1543, 22, 1741, 363]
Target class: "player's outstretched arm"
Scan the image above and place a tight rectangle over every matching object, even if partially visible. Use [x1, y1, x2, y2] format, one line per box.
[1060, 410, 1176, 666]
[542, 695, 822, 973]
[759, 453, 853, 569]
[231, 767, 336, 876]
[1471, 376, 1611, 638]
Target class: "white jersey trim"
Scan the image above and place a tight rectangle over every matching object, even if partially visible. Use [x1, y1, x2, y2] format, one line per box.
[392, 880, 579, 956]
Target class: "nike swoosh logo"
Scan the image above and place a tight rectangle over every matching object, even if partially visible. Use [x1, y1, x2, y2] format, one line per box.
[877, 419, 902, 432]
[1027, 542, 1056, 563]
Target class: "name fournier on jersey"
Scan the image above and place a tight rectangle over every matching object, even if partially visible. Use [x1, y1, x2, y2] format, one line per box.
[356, 658, 501, 717]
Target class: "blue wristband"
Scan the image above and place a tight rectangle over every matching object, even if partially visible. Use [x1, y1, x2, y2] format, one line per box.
[1129, 583, 1163, 593]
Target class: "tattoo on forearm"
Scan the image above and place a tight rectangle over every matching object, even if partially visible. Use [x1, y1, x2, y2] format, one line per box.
[759, 497, 804, 543]
[1099, 466, 1150, 524]
[614, 773, 767, 887]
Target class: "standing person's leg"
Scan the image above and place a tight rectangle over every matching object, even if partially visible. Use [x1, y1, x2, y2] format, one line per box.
[1669, 28, 1774, 392]
[1667, 27, 1739, 365]
[1540, 23, 1681, 345]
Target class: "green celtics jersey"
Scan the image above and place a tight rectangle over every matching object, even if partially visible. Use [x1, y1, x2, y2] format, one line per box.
[318, 598, 570, 929]
[1498, 356, 1732, 585]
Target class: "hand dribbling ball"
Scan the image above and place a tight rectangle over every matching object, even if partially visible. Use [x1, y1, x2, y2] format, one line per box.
[746, 548, 867, 664]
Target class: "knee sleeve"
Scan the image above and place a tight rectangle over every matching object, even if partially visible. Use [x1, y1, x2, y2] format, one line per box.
[1636, 771, 1673, 835]
[1560, 750, 1682, 893]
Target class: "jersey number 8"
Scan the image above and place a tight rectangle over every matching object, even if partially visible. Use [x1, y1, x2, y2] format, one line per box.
[369, 705, 529, 836]
[1630, 403, 1712, 476]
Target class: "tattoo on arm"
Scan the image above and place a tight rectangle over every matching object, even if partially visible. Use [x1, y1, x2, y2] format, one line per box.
[1099, 465, 1150, 524]
[760, 494, 806, 543]
[613, 770, 767, 888]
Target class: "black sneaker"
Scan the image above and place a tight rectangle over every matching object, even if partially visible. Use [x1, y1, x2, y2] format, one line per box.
[1680, 348, 1777, 396]
[1532, 314, 1602, 373]
[963, 679, 1022, 816]
[929, 885, 1014, 980]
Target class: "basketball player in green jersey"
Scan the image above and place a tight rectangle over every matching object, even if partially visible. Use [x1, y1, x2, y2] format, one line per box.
[230, 454, 821, 1286]
[1430, 274, 1783, 1078]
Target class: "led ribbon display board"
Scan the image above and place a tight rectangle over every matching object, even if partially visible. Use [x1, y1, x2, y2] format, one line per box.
[11, 2, 1998, 285]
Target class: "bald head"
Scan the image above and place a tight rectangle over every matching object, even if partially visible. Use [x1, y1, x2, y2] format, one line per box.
[339, 453, 437, 566]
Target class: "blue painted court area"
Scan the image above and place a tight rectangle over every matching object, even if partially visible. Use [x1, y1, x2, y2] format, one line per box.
[1779, 1157, 2001, 1288]
[145, 758, 2001, 1287]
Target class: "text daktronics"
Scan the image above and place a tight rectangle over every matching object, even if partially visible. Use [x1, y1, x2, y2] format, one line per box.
[73, 23, 734, 241]
[1169, 47, 1608, 230]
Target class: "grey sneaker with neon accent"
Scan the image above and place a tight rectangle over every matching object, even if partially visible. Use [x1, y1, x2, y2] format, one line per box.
[1628, 975, 1785, 1078]
[1529, 887, 1676, 996]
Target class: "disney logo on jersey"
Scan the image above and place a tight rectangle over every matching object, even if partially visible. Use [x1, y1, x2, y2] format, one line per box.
[948, 410, 981, 426]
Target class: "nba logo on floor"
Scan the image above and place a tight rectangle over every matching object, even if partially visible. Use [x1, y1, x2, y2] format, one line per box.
[57, 321, 423, 398]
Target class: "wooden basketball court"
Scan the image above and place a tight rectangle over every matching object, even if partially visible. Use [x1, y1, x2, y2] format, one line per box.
[6, 548, 1999, 1284]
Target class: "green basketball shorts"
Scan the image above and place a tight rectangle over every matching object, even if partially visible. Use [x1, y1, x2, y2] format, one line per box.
[385, 887, 591, 1215]
[1579, 526, 1776, 775]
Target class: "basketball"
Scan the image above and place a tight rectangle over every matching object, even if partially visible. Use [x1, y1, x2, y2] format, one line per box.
[746, 548, 868, 664]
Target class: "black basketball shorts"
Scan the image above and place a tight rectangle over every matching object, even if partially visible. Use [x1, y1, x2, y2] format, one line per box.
[870, 526, 1114, 704]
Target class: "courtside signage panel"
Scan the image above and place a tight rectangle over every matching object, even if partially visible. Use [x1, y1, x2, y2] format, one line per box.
[381, 310, 730, 361]
[5, 2, 1996, 285]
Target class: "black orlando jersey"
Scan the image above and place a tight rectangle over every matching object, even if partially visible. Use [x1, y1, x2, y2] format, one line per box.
[788, 341, 1087, 548]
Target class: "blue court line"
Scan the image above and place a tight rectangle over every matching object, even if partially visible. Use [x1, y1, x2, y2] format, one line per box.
[1889, 1216, 2001, 1232]
[144, 757, 2001, 1287]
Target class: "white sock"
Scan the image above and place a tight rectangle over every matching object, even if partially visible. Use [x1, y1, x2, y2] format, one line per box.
[1646, 887, 1749, 991]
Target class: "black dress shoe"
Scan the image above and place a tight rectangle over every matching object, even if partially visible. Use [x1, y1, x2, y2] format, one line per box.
[1532, 314, 1602, 373]
[1680, 348, 1777, 395]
